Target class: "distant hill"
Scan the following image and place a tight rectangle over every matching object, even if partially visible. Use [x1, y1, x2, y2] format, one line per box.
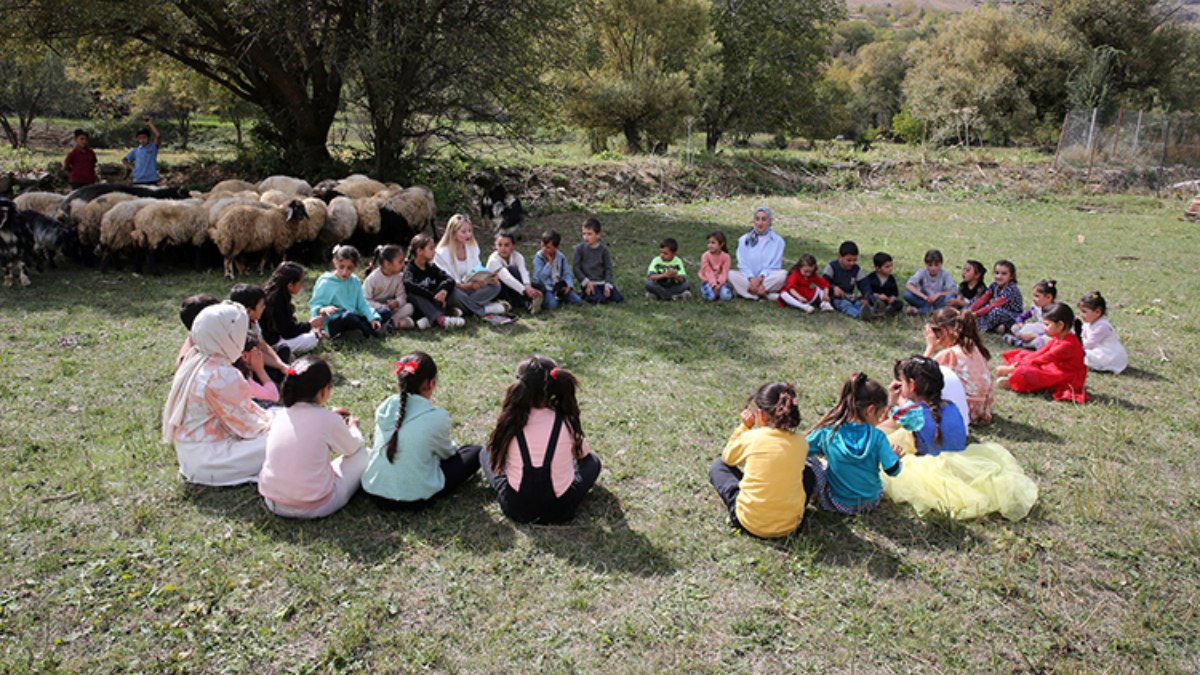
[846, 0, 1200, 23]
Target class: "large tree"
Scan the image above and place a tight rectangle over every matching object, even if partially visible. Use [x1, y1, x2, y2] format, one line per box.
[561, 0, 709, 154]
[698, 0, 843, 151]
[0, 47, 88, 149]
[10, 0, 357, 170]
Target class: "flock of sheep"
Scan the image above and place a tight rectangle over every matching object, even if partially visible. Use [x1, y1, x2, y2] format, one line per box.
[1, 174, 437, 285]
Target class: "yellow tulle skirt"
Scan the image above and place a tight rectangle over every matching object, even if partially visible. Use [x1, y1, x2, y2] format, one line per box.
[881, 430, 1038, 521]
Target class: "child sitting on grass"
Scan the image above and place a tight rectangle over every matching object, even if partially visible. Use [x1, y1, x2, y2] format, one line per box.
[1005, 279, 1057, 349]
[881, 356, 1038, 521]
[645, 237, 691, 301]
[865, 251, 903, 316]
[949, 259, 987, 309]
[480, 356, 602, 524]
[532, 229, 582, 310]
[903, 249, 957, 315]
[361, 352, 483, 508]
[261, 262, 322, 360]
[1078, 291, 1128, 374]
[309, 245, 384, 338]
[175, 293, 220, 368]
[363, 244, 416, 331]
[780, 253, 833, 313]
[805, 373, 902, 514]
[258, 356, 368, 519]
[971, 259, 1024, 334]
[573, 217, 624, 304]
[822, 241, 872, 319]
[488, 232, 543, 313]
[230, 283, 289, 378]
[708, 382, 811, 538]
[996, 302, 1088, 403]
[402, 234, 467, 330]
[924, 308, 994, 425]
[698, 230, 733, 301]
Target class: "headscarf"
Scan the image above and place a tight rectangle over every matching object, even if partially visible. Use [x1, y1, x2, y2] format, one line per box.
[745, 206, 774, 248]
[161, 302, 249, 443]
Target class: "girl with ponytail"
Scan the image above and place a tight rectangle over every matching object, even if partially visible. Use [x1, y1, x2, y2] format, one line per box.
[708, 382, 811, 538]
[996, 302, 1089, 403]
[362, 244, 416, 331]
[258, 356, 369, 519]
[1004, 279, 1058, 350]
[1078, 291, 1128, 373]
[924, 307, 994, 425]
[360, 352, 483, 508]
[480, 356, 600, 524]
[805, 373, 902, 515]
[880, 357, 1039, 522]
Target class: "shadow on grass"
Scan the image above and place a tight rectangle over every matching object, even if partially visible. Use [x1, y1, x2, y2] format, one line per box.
[982, 415, 1063, 444]
[521, 484, 675, 577]
[1086, 391, 1149, 412]
[182, 476, 517, 562]
[795, 512, 905, 579]
[1117, 365, 1167, 382]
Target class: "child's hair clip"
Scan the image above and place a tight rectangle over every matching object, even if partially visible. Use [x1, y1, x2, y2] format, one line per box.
[890, 403, 925, 432]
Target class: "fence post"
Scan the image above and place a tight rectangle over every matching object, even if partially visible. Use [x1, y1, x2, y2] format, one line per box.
[1133, 111, 1143, 156]
[1110, 108, 1125, 159]
[1053, 110, 1069, 170]
[1086, 107, 1099, 178]
[1159, 115, 1171, 171]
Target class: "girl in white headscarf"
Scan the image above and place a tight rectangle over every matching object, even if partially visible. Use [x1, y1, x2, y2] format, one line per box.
[162, 301, 272, 486]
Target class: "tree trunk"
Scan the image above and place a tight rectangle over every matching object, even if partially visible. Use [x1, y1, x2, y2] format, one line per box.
[705, 124, 721, 152]
[176, 111, 191, 150]
[622, 119, 643, 154]
[0, 116, 18, 149]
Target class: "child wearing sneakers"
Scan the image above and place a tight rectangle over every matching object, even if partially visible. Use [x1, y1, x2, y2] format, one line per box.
[572, 217, 624, 304]
[780, 253, 833, 313]
[487, 232, 543, 314]
[904, 249, 958, 315]
[532, 229, 583, 310]
[402, 234, 467, 329]
[645, 238, 691, 301]
[822, 241, 872, 319]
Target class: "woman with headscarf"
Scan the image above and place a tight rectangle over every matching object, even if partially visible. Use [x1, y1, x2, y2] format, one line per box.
[728, 206, 788, 300]
[162, 302, 272, 486]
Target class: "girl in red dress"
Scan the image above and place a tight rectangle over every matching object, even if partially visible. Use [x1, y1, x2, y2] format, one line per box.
[995, 303, 1088, 403]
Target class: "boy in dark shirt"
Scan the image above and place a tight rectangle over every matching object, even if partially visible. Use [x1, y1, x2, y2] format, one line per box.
[821, 240, 873, 320]
[63, 129, 98, 188]
[572, 217, 624, 304]
[865, 252, 902, 316]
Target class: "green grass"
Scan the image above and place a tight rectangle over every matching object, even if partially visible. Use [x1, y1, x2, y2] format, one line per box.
[1, 190, 1198, 671]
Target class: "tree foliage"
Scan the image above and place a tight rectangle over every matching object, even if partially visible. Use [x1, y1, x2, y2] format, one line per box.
[698, 0, 842, 151]
[0, 43, 89, 149]
[561, 0, 709, 154]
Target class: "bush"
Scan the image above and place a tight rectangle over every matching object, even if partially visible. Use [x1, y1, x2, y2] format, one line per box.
[892, 107, 923, 145]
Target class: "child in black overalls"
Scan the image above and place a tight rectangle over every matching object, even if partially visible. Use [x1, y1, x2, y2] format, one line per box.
[480, 356, 601, 524]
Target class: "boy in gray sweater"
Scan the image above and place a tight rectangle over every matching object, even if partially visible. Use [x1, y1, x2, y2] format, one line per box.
[572, 217, 624, 304]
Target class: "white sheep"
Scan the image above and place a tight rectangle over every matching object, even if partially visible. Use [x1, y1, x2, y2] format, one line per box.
[133, 199, 209, 250]
[204, 191, 262, 227]
[75, 193, 136, 248]
[296, 197, 327, 246]
[320, 196, 359, 246]
[98, 198, 155, 267]
[335, 175, 388, 199]
[256, 175, 312, 196]
[210, 179, 257, 194]
[14, 192, 66, 219]
[259, 189, 293, 207]
[210, 200, 309, 279]
[353, 196, 383, 235]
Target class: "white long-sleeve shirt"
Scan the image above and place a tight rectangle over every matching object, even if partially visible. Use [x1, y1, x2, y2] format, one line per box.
[434, 241, 483, 282]
[486, 250, 531, 294]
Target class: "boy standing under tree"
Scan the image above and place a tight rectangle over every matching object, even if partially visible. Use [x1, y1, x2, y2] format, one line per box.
[123, 118, 161, 185]
[63, 129, 98, 188]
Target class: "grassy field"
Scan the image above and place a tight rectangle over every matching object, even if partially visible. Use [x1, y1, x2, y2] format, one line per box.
[1, 189, 1198, 671]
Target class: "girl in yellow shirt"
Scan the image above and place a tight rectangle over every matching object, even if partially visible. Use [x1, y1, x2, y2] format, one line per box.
[708, 382, 811, 538]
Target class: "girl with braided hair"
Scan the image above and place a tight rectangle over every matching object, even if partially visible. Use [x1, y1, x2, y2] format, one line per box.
[805, 373, 902, 515]
[881, 357, 1039, 521]
[480, 356, 601, 524]
[708, 382, 811, 538]
[361, 352, 482, 508]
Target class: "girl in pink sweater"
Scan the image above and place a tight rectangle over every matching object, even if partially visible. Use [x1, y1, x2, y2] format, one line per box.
[258, 356, 369, 519]
[699, 231, 733, 301]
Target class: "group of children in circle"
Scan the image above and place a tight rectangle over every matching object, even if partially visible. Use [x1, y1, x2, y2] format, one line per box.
[161, 204, 1130, 529]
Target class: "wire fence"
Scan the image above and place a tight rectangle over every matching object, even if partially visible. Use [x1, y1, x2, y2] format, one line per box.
[1055, 108, 1200, 172]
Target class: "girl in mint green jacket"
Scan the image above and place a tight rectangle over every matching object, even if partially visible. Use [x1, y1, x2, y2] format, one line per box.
[361, 351, 482, 508]
[309, 245, 384, 338]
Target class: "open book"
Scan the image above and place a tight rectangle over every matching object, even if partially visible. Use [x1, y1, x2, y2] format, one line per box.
[462, 265, 496, 284]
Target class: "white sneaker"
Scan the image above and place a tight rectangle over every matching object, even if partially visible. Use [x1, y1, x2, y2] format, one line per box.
[416, 317, 431, 330]
[766, 292, 780, 302]
[483, 302, 506, 315]
[499, 300, 512, 313]
[442, 316, 466, 329]
[450, 307, 464, 317]
[819, 301, 834, 312]
[530, 294, 543, 315]
[798, 302, 815, 314]
[675, 290, 692, 301]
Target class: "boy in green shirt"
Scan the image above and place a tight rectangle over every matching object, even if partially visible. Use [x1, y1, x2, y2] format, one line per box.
[645, 238, 691, 301]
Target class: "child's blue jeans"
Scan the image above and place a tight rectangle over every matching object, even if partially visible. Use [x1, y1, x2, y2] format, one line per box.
[537, 282, 582, 310]
[903, 290, 948, 314]
[832, 297, 863, 318]
[700, 282, 733, 301]
[581, 283, 625, 304]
